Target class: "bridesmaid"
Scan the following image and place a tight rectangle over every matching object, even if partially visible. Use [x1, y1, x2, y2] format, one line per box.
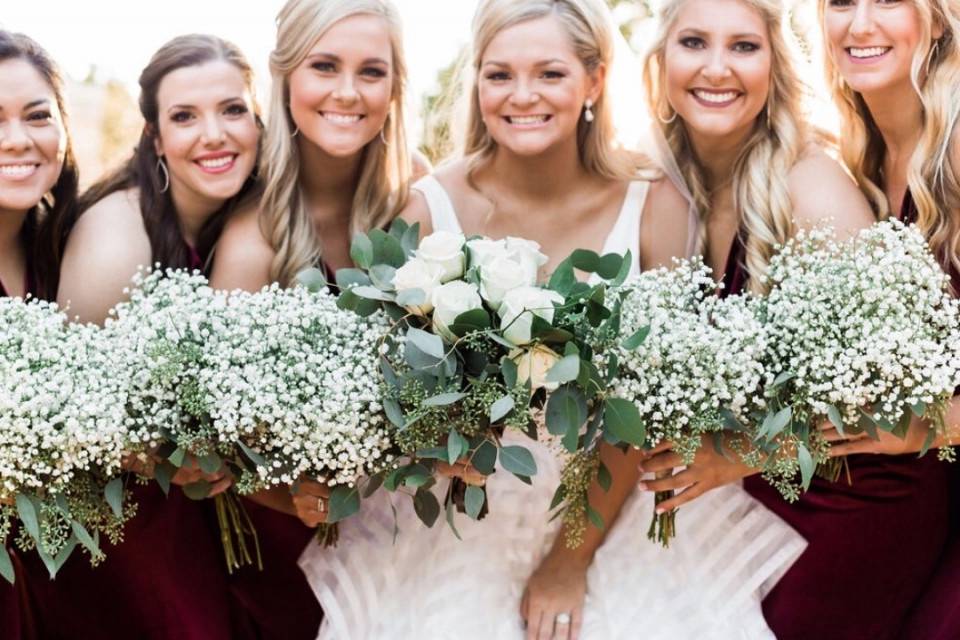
[0, 29, 79, 640]
[31, 35, 262, 640]
[639, 1, 951, 639]
[209, 0, 423, 636]
[816, 1, 960, 638]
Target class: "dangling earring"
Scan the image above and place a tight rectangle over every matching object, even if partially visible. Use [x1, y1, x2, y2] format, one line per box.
[583, 99, 595, 123]
[157, 156, 170, 193]
[925, 39, 941, 77]
[379, 127, 390, 146]
[657, 104, 677, 124]
[291, 125, 300, 138]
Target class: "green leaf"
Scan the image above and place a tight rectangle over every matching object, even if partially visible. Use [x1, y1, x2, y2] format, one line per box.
[198, 452, 222, 475]
[395, 288, 426, 308]
[597, 463, 613, 492]
[71, 521, 101, 557]
[297, 267, 329, 292]
[603, 398, 646, 447]
[827, 405, 844, 430]
[797, 443, 815, 491]
[448, 429, 469, 464]
[388, 217, 410, 241]
[586, 504, 605, 531]
[501, 358, 519, 389]
[761, 407, 793, 440]
[596, 253, 624, 280]
[465, 485, 486, 520]
[545, 354, 581, 384]
[182, 481, 211, 501]
[605, 352, 620, 385]
[545, 386, 588, 437]
[50, 536, 78, 579]
[334, 268, 371, 291]
[423, 392, 466, 407]
[407, 327, 446, 360]
[500, 446, 538, 477]
[105, 477, 124, 519]
[380, 357, 398, 387]
[154, 461, 175, 495]
[369, 229, 406, 267]
[403, 470, 433, 489]
[327, 485, 361, 524]
[401, 222, 421, 256]
[570, 249, 600, 273]
[472, 440, 498, 475]
[773, 371, 796, 388]
[549, 484, 567, 511]
[361, 473, 384, 499]
[451, 308, 491, 332]
[350, 233, 375, 269]
[351, 286, 395, 302]
[0, 545, 13, 585]
[611, 249, 633, 286]
[490, 395, 515, 423]
[16, 494, 40, 543]
[622, 326, 650, 350]
[238, 442, 267, 468]
[444, 499, 463, 541]
[384, 398, 405, 427]
[415, 446, 448, 460]
[548, 259, 577, 295]
[414, 487, 441, 527]
[369, 265, 398, 291]
[919, 426, 937, 457]
[168, 447, 187, 468]
[911, 401, 928, 418]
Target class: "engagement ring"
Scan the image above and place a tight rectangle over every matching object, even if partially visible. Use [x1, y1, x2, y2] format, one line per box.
[555, 613, 571, 625]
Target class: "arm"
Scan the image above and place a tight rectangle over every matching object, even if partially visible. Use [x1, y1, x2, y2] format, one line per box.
[398, 189, 436, 238]
[208, 204, 275, 293]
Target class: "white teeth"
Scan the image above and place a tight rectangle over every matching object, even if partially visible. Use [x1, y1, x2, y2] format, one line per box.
[849, 47, 890, 59]
[509, 115, 549, 125]
[198, 156, 234, 169]
[323, 113, 362, 124]
[693, 90, 739, 104]
[0, 164, 36, 178]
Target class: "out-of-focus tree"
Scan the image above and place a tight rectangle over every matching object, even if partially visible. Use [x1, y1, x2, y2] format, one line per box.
[99, 80, 141, 171]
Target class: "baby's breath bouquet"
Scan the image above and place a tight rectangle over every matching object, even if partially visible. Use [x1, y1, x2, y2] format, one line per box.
[0, 298, 133, 583]
[750, 220, 960, 499]
[607, 258, 766, 545]
[330, 220, 636, 534]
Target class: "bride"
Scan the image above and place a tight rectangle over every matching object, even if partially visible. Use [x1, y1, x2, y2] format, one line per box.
[298, 0, 804, 638]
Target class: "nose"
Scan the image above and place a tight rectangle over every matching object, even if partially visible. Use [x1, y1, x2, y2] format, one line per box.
[509, 78, 539, 108]
[200, 115, 226, 146]
[701, 48, 732, 83]
[0, 119, 34, 153]
[850, 2, 876, 38]
[332, 74, 359, 104]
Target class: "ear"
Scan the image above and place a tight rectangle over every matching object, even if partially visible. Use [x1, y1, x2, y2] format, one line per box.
[587, 62, 607, 105]
[932, 17, 945, 40]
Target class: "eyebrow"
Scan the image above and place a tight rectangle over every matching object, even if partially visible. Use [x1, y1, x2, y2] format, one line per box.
[678, 28, 764, 40]
[482, 58, 569, 68]
[306, 52, 390, 65]
[0, 98, 51, 112]
[166, 97, 246, 112]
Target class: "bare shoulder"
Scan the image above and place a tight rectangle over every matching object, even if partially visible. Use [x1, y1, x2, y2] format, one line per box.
[57, 189, 152, 323]
[209, 202, 276, 292]
[644, 175, 691, 223]
[410, 149, 433, 181]
[640, 177, 695, 268]
[787, 144, 874, 237]
[397, 189, 435, 238]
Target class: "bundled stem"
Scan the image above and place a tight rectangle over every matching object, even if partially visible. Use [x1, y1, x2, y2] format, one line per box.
[214, 492, 262, 573]
[646, 469, 676, 547]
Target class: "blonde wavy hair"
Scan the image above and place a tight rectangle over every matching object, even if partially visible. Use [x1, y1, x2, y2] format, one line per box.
[461, 0, 650, 180]
[819, 0, 960, 286]
[643, 0, 810, 293]
[262, 0, 411, 286]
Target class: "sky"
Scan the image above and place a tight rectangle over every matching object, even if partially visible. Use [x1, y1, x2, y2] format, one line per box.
[1, 0, 478, 106]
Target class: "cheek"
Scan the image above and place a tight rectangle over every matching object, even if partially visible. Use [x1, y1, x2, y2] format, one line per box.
[361, 84, 392, 122]
[289, 73, 328, 115]
[156, 127, 195, 165]
[229, 119, 261, 153]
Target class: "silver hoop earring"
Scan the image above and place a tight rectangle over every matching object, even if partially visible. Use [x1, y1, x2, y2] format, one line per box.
[925, 39, 941, 76]
[291, 125, 300, 138]
[157, 157, 170, 193]
[657, 105, 677, 124]
[379, 127, 390, 146]
[583, 99, 595, 123]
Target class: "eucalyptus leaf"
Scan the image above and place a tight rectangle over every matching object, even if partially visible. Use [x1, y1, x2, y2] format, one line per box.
[465, 485, 486, 520]
[761, 407, 793, 440]
[154, 461, 175, 495]
[362, 473, 385, 499]
[773, 371, 796, 388]
[827, 405, 844, 430]
[545, 386, 588, 437]
[198, 452, 222, 475]
[797, 443, 815, 491]
[570, 249, 600, 273]
[501, 358, 519, 389]
[0, 545, 13, 585]
[350, 233, 374, 269]
[182, 481, 211, 501]
[596, 253, 624, 280]
[168, 447, 187, 468]
[423, 392, 467, 407]
[622, 326, 651, 350]
[490, 395, 515, 423]
[597, 462, 613, 492]
[407, 327, 446, 360]
[238, 442, 267, 468]
[444, 500, 463, 541]
[447, 429, 468, 464]
[369, 229, 407, 267]
[384, 398, 405, 427]
[380, 356, 398, 387]
[395, 288, 426, 308]
[414, 487, 441, 527]
[51, 535, 78, 578]
[586, 504, 605, 531]
[71, 521, 101, 557]
[327, 485, 361, 524]
[548, 484, 567, 511]
[369, 264, 398, 291]
[104, 477, 124, 519]
[351, 286, 395, 302]
[548, 259, 577, 295]
[611, 249, 633, 286]
[297, 267, 329, 292]
[334, 268, 371, 291]
[472, 440, 498, 475]
[16, 494, 40, 542]
[500, 446, 538, 477]
[415, 446, 448, 460]
[545, 354, 581, 384]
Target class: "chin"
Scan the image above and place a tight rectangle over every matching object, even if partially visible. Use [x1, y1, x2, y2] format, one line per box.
[0, 189, 47, 212]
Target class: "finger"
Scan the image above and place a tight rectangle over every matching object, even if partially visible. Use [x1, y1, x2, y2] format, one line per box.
[520, 589, 529, 625]
[553, 610, 572, 640]
[537, 609, 552, 640]
[828, 440, 876, 457]
[298, 481, 330, 498]
[571, 608, 583, 640]
[817, 420, 836, 432]
[655, 482, 707, 512]
[644, 441, 674, 456]
[207, 476, 233, 497]
[639, 469, 693, 493]
[526, 607, 541, 640]
[638, 451, 683, 474]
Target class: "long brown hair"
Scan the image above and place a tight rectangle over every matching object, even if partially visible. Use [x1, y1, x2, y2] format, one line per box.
[0, 30, 80, 300]
[71, 34, 262, 271]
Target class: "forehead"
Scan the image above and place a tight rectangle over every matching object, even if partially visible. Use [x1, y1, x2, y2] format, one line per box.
[156, 60, 250, 109]
[0, 58, 57, 108]
[482, 14, 580, 66]
[309, 14, 393, 61]
[672, 0, 768, 38]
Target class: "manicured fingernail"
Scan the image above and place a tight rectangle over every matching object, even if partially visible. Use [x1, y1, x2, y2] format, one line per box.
[655, 507, 666, 514]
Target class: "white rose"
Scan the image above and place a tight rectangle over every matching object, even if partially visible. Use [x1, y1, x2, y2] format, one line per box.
[504, 236, 548, 282]
[465, 238, 507, 268]
[417, 231, 466, 282]
[479, 253, 541, 311]
[510, 345, 562, 392]
[392, 258, 445, 315]
[431, 281, 483, 342]
[498, 286, 564, 346]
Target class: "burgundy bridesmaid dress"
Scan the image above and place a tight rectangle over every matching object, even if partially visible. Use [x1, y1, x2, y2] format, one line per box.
[1, 262, 39, 640]
[720, 213, 952, 640]
[897, 190, 960, 640]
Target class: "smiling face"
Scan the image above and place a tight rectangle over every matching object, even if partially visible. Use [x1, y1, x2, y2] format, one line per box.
[287, 13, 394, 159]
[477, 14, 602, 157]
[823, 0, 937, 96]
[663, 0, 772, 147]
[0, 57, 66, 216]
[153, 59, 259, 207]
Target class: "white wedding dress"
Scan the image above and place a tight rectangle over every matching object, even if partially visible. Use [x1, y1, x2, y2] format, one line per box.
[299, 176, 806, 640]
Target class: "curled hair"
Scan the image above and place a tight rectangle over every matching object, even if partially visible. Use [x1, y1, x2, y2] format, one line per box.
[461, 0, 648, 180]
[263, 0, 412, 287]
[0, 30, 80, 300]
[76, 34, 262, 271]
[644, 0, 810, 294]
[820, 0, 960, 289]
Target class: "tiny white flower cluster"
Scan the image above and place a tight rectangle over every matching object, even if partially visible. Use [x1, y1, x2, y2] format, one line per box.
[0, 298, 128, 501]
[107, 269, 393, 490]
[612, 258, 767, 459]
[760, 220, 960, 434]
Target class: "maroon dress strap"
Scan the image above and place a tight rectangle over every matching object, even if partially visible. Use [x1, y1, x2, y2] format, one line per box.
[719, 231, 748, 298]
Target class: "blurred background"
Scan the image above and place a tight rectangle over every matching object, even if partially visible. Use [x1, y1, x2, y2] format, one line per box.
[2, 0, 819, 186]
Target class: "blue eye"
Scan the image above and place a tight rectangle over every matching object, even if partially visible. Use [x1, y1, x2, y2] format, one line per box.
[361, 67, 388, 79]
[680, 37, 706, 49]
[485, 71, 510, 81]
[733, 42, 760, 53]
[312, 61, 336, 73]
[224, 104, 248, 116]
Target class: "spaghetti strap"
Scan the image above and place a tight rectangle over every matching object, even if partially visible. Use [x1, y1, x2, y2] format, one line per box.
[412, 175, 464, 235]
[597, 180, 648, 281]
